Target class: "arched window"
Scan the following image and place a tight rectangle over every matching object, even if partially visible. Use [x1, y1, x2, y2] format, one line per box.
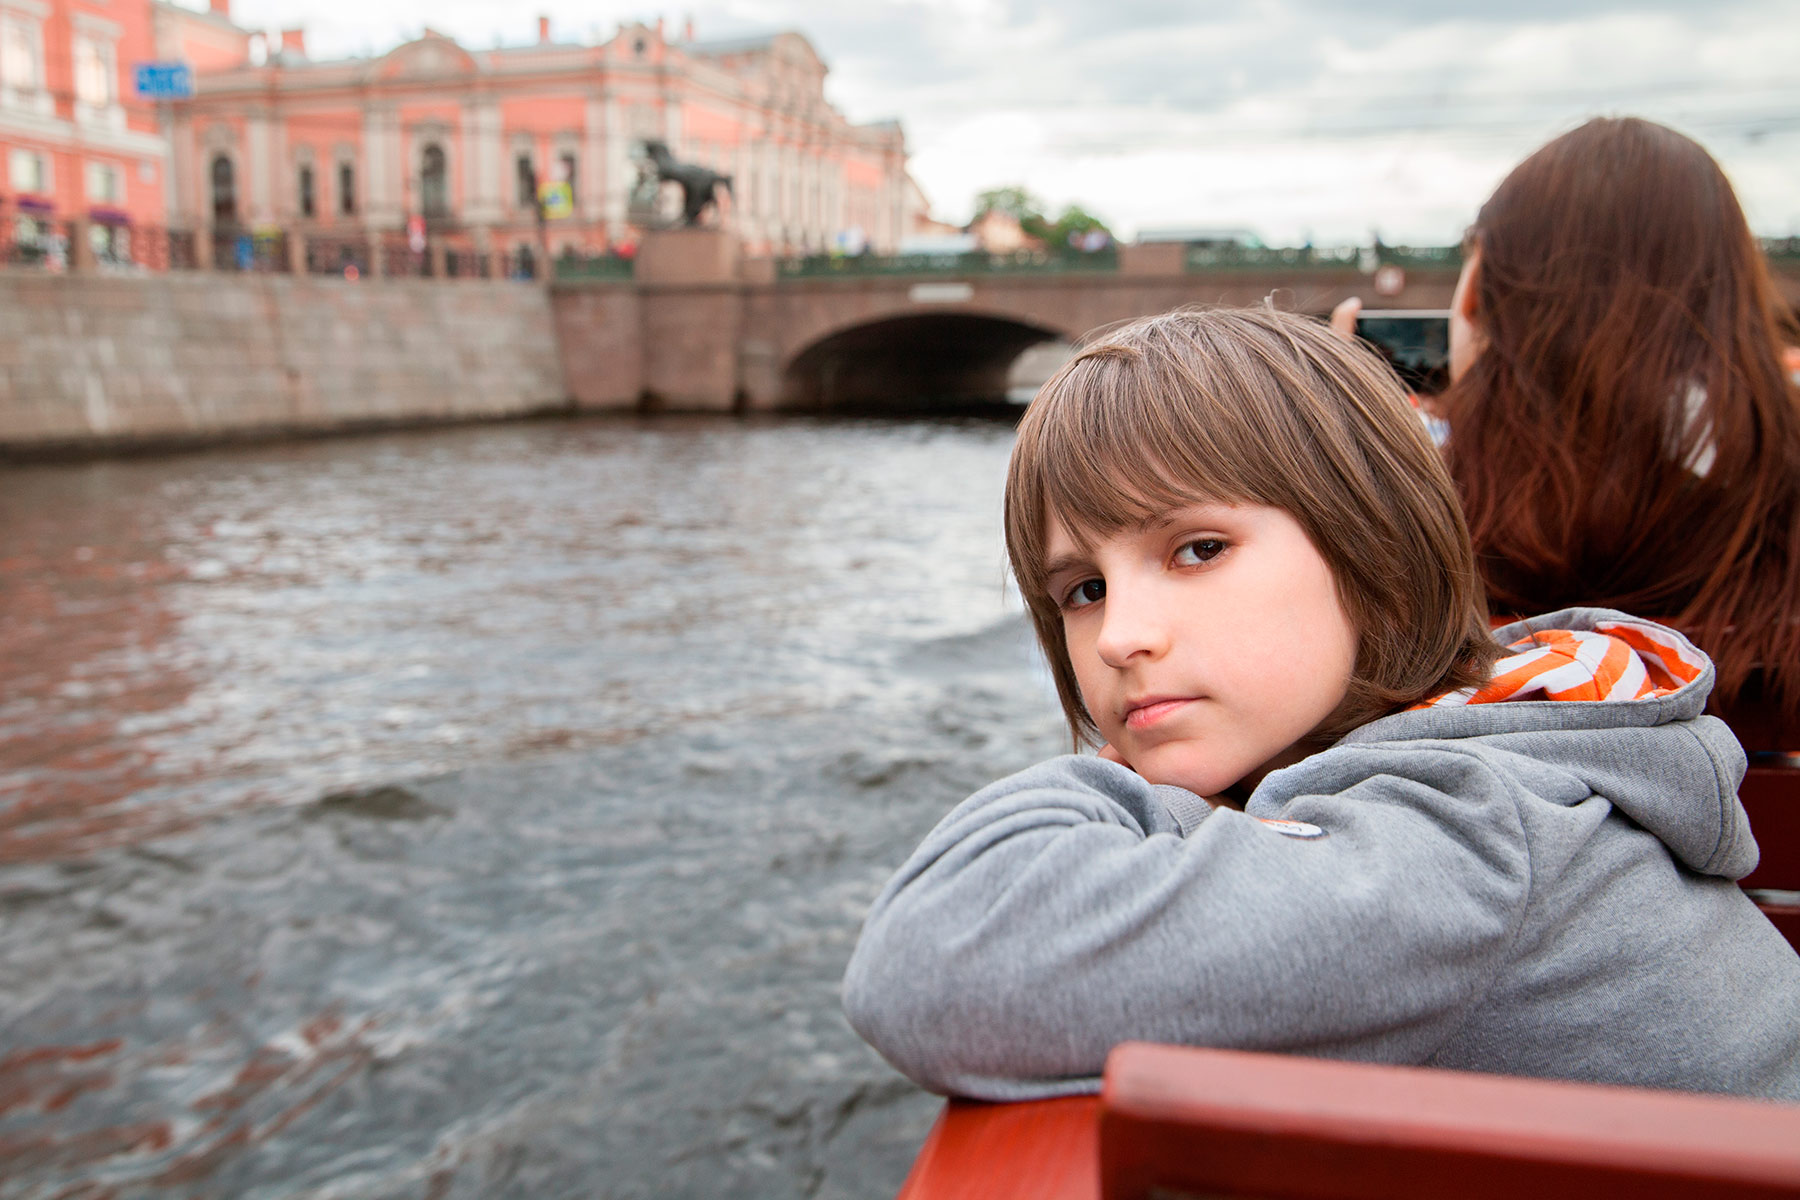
[338, 160, 356, 216]
[210, 153, 236, 224]
[297, 164, 315, 218]
[420, 144, 448, 218]
[560, 151, 578, 204]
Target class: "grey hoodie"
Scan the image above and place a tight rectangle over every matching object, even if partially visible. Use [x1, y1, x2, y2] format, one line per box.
[842, 609, 1800, 1101]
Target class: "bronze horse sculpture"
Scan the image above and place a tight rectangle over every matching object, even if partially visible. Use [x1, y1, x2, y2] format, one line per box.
[642, 140, 733, 226]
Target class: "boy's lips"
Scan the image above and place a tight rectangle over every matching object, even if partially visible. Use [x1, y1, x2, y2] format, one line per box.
[1123, 696, 1195, 730]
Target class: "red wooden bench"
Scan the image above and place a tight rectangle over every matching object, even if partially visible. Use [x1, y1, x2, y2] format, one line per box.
[897, 1044, 1800, 1200]
[1713, 682, 1800, 949]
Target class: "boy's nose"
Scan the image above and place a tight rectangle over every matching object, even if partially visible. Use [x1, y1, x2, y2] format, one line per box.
[1094, 583, 1171, 668]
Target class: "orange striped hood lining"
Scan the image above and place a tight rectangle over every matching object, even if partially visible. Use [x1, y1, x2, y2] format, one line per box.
[1415, 620, 1706, 710]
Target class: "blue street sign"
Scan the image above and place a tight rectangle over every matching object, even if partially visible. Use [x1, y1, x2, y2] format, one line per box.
[133, 62, 193, 100]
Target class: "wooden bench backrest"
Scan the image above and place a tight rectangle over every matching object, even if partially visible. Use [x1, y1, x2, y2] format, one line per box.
[1710, 681, 1800, 948]
[895, 1095, 1100, 1200]
[1099, 1042, 1800, 1200]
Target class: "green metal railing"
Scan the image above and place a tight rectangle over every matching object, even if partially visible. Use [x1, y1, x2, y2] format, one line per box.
[1181, 243, 1463, 272]
[553, 253, 635, 282]
[1184, 244, 1363, 271]
[1375, 245, 1464, 270]
[1762, 237, 1800, 263]
[778, 247, 1119, 279]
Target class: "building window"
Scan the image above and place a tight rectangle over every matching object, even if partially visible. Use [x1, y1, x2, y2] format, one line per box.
[1, 16, 40, 92]
[337, 160, 355, 216]
[420, 144, 448, 218]
[13, 212, 47, 260]
[73, 35, 112, 108]
[211, 153, 237, 224]
[298, 164, 315, 217]
[89, 221, 129, 265]
[9, 147, 47, 194]
[515, 153, 536, 210]
[559, 152, 577, 204]
[85, 160, 120, 204]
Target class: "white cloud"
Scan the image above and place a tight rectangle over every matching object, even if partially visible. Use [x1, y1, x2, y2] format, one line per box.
[201, 0, 1800, 240]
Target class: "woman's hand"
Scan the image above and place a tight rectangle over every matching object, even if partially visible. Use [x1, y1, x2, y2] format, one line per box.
[1329, 296, 1363, 341]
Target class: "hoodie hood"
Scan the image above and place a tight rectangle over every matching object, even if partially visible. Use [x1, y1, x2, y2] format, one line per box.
[1416, 618, 1705, 709]
[1327, 608, 1755, 880]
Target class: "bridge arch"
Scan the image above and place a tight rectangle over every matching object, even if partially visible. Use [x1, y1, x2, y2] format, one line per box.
[781, 309, 1069, 413]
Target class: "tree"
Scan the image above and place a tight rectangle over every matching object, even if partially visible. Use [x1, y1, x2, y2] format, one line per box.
[971, 186, 1113, 250]
[972, 185, 1043, 221]
[1048, 204, 1111, 250]
[972, 185, 1052, 243]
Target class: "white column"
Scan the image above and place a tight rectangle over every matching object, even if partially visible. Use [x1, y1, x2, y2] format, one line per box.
[363, 104, 402, 226]
[581, 94, 605, 224]
[462, 99, 502, 224]
[604, 92, 628, 237]
[271, 119, 291, 220]
[168, 113, 195, 225]
[246, 109, 274, 225]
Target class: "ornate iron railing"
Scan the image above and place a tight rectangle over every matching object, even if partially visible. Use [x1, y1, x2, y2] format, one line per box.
[1183, 244, 1364, 271]
[777, 247, 1119, 278]
[553, 253, 635, 281]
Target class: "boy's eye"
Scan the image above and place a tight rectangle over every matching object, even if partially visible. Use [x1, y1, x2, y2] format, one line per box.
[1063, 578, 1105, 609]
[1174, 538, 1226, 566]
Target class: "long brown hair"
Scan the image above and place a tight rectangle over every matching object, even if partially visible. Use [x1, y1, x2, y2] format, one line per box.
[1007, 307, 1497, 747]
[1444, 116, 1800, 718]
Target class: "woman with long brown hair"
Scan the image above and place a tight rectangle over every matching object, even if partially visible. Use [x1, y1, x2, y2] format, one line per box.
[1411, 117, 1800, 719]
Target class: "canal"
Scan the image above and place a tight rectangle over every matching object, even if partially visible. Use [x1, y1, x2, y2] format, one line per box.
[0, 417, 1067, 1198]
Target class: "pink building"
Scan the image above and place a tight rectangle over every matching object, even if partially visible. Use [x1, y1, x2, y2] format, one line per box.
[160, 12, 923, 267]
[0, 0, 173, 264]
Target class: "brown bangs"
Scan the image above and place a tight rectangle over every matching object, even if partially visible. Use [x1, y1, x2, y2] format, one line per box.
[1021, 346, 1258, 552]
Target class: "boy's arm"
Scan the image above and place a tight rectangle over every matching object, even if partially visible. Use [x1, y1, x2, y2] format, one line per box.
[841, 750, 1530, 1100]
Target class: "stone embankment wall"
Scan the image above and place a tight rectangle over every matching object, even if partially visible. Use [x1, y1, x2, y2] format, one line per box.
[0, 273, 569, 453]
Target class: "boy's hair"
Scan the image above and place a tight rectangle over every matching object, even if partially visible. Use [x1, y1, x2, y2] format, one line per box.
[1005, 306, 1499, 747]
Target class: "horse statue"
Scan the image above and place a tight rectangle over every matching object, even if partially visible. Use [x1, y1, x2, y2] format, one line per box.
[641, 140, 733, 227]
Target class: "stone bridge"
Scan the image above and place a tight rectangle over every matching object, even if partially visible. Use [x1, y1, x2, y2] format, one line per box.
[551, 233, 1467, 414]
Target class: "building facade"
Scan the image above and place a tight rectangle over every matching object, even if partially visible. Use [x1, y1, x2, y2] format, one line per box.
[0, 0, 174, 264]
[161, 13, 922, 266]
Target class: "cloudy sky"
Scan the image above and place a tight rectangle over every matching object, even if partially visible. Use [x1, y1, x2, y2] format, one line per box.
[208, 0, 1800, 244]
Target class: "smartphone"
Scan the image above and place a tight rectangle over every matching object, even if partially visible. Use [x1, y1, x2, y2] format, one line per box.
[1354, 309, 1450, 396]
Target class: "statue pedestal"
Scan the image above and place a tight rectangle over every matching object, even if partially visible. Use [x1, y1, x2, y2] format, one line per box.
[635, 228, 740, 286]
[1118, 241, 1185, 277]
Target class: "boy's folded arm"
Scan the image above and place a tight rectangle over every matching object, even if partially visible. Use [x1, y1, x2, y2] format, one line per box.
[842, 751, 1531, 1100]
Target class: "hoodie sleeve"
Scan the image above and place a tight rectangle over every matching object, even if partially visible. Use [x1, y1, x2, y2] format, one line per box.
[841, 750, 1531, 1099]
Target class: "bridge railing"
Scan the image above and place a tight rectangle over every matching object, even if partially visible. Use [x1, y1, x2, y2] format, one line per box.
[1185, 244, 1363, 271]
[552, 252, 636, 282]
[777, 247, 1120, 279]
[1181, 244, 1465, 272]
[1764, 237, 1800, 264]
[1377, 244, 1465, 270]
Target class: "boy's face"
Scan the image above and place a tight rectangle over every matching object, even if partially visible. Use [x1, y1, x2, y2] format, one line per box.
[1044, 502, 1358, 798]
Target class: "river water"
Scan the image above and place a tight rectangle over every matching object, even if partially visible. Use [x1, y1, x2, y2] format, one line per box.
[0, 417, 1067, 1199]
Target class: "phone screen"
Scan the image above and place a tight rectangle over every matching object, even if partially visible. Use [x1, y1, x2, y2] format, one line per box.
[1354, 310, 1450, 396]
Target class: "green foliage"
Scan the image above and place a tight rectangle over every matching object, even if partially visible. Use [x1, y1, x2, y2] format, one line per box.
[1048, 204, 1110, 248]
[972, 185, 1043, 220]
[971, 185, 1112, 250]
